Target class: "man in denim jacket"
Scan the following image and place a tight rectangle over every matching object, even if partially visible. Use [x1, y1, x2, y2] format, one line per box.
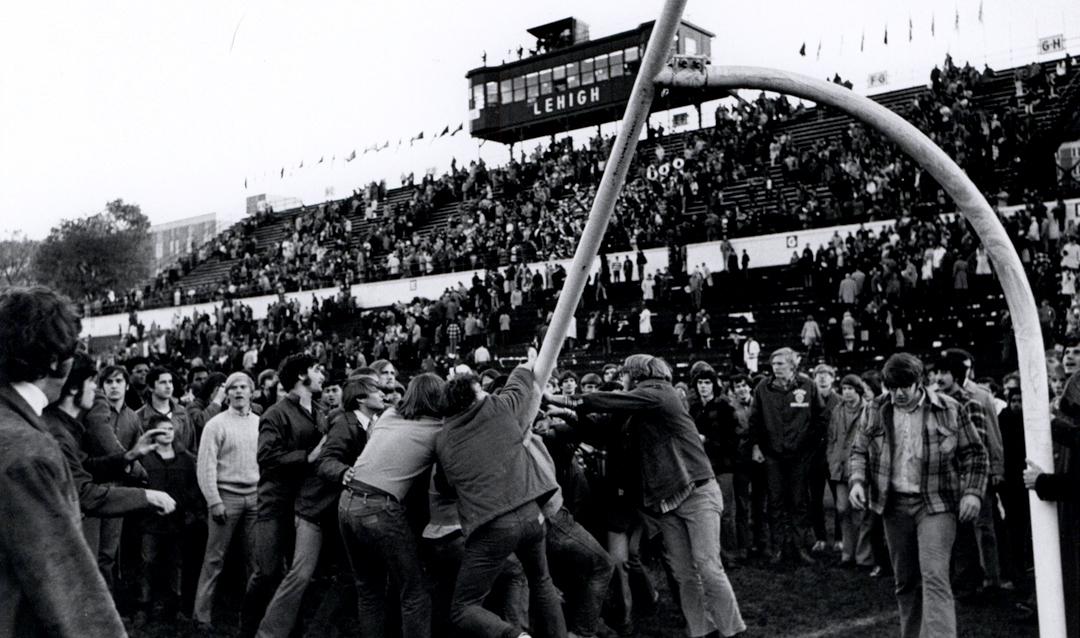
[849, 353, 988, 638]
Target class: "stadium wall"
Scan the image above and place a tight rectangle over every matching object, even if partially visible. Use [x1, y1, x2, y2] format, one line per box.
[79, 198, 1080, 339]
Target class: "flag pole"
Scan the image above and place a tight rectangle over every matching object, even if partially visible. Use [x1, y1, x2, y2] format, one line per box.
[531, 0, 688, 388]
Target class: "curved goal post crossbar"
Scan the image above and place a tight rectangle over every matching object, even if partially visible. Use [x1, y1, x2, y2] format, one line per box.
[528, 0, 1063, 631]
[653, 63, 1062, 637]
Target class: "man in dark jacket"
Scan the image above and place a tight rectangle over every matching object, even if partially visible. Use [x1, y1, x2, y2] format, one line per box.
[749, 347, 827, 565]
[554, 354, 746, 638]
[240, 353, 327, 638]
[0, 286, 124, 637]
[136, 366, 196, 453]
[44, 354, 175, 531]
[83, 364, 147, 590]
[691, 367, 740, 562]
[436, 362, 567, 638]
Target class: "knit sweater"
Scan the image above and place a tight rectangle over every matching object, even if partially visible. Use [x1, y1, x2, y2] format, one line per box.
[197, 409, 260, 508]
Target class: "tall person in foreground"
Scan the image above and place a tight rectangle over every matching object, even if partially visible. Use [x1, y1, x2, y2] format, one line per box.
[0, 286, 125, 636]
[849, 353, 988, 638]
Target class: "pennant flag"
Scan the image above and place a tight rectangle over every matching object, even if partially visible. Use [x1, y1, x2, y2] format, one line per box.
[884, 26, 888, 45]
[909, 16, 913, 41]
[397, 138, 403, 147]
[416, 131, 424, 141]
[931, 13, 936, 36]
[860, 30, 865, 52]
[439, 125, 450, 137]
[346, 150, 356, 162]
[799, 42, 806, 56]
[280, 167, 285, 178]
[318, 156, 324, 164]
[244, 178, 248, 189]
[954, 8, 959, 31]
[381, 140, 390, 150]
[816, 40, 822, 60]
[452, 123, 464, 135]
[298, 160, 303, 168]
[978, 0, 983, 24]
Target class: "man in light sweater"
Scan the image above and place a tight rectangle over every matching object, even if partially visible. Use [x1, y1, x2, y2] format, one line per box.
[194, 371, 260, 631]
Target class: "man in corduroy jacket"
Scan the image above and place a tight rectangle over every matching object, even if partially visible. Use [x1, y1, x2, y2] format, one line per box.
[849, 353, 988, 638]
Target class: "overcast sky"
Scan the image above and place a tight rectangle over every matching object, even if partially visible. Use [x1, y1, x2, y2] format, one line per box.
[1, 0, 1078, 239]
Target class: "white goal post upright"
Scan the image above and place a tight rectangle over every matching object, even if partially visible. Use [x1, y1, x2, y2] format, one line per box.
[530, 2, 1064, 634]
[531, 0, 688, 384]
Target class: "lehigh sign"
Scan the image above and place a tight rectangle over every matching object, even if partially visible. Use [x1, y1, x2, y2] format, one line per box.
[532, 86, 603, 116]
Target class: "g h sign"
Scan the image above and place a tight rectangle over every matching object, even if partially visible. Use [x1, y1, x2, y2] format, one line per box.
[1038, 34, 1065, 55]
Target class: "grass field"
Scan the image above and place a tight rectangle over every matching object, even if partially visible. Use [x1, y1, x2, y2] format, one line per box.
[129, 551, 1039, 637]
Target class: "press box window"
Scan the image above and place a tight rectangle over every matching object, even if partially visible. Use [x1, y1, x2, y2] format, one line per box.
[565, 61, 580, 89]
[472, 84, 484, 109]
[581, 57, 595, 85]
[609, 50, 624, 77]
[500, 79, 512, 103]
[513, 76, 526, 102]
[526, 72, 539, 100]
[594, 53, 608, 82]
[539, 69, 552, 95]
[486, 81, 498, 105]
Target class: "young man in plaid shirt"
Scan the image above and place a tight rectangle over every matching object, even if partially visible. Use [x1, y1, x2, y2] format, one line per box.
[849, 353, 988, 638]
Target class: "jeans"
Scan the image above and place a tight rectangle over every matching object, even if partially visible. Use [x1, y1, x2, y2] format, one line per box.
[138, 533, 183, 611]
[974, 485, 1002, 586]
[240, 514, 294, 638]
[452, 500, 566, 638]
[765, 453, 813, 553]
[423, 531, 529, 638]
[545, 508, 613, 636]
[339, 491, 431, 638]
[256, 517, 324, 638]
[883, 494, 958, 638]
[833, 482, 871, 564]
[655, 480, 745, 638]
[195, 491, 258, 624]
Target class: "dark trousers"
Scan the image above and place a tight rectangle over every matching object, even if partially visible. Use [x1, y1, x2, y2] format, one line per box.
[338, 492, 431, 638]
[423, 531, 529, 638]
[765, 453, 813, 553]
[546, 508, 613, 636]
[451, 500, 567, 638]
[734, 463, 769, 552]
[240, 514, 293, 638]
[138, 532, 183, 613]
[807, 448, 832, 542]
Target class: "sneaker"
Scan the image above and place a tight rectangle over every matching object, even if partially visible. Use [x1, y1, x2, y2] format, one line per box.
[811, 540, 827, 553]
[832, 541, 843, 552]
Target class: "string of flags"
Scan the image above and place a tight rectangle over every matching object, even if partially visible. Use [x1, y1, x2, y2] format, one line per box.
[244, 122, 465, 188]
[798, 1, 985, 57]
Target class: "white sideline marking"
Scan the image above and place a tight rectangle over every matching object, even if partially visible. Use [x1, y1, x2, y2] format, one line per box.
[782, 611, 897, 638]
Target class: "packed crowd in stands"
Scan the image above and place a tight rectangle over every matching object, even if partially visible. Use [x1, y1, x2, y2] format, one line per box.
[79, 55, 1079, 317]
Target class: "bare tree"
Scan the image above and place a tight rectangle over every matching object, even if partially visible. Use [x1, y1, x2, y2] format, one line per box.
[0, 231, 38, 287]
